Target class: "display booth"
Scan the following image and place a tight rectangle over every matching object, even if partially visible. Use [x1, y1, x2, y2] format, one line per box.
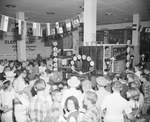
[79, 44, 127, 75]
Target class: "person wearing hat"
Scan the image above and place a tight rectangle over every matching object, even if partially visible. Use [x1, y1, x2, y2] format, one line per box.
[95, 76, 111, 111]
[61, 76, 82, 110]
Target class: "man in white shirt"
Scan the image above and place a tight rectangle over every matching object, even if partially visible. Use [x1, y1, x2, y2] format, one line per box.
[101, 81, 136, 122]
[95, 76, 111, 111]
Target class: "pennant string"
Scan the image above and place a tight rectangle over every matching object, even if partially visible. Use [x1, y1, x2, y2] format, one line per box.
[0, 13, 83, 25]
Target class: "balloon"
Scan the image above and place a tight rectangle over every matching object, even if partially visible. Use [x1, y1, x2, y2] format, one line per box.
[87, 56, 91, 61]
[82, 55, 86, 60]
[90, 61, 94, 66]
[73, 56, 77, 61]
[53, 41, 58, 46]
[71, 66, 75, 70]
[127, 47, 130, 53]
[77, 55, 81, 60]
[50, 71, 63, 83]
[126, 62, 130, 68]
[127, 40, 131, 45]
[126, 54, 130, 60]
[71, 60, 74, 65]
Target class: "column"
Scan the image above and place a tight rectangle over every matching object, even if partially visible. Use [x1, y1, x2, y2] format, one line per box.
[132, 14, 141, 65]
[72, 28, 79, 55]
[84, 0, 97, 46]
[16, 12, 26, 61]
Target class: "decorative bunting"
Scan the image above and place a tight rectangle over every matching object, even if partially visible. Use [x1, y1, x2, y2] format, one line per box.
[33, 23, 41, 37]
[71, 16, 80, 28]
[51, 28, 55, 35]
[0, 12, 83, 37]
[59, 27, 63, 34]
[46, 23, 51, 36]
[78, 12, 84, 23]
[55, 22, 59, 29]
[17, 20, 25, 35]
[65, 19, 71, 31]
[0, 15, 9, 32]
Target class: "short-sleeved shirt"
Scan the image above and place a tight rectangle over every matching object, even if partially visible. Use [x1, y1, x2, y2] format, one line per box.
[27, 95, 51, 122]
[101, 92, 132, 122]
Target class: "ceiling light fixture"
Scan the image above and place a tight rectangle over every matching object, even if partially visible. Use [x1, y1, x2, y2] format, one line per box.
[5, 4, 16, 8]
[105, 13, 114, 16]
[46, 12, 55, 15]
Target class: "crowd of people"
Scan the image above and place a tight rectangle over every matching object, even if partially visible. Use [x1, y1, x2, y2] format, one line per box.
[0, 58, 150, 122]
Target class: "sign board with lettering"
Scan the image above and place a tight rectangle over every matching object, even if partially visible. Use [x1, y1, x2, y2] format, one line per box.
[0, 32, 47, 60]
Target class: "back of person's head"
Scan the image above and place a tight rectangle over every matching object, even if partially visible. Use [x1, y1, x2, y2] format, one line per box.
[34, 79, 46, 91]
[82, 80, 92, 92]
[4, 66, 11, 72]
[112, 81, 122, 91]
[14, 68, 26, 77]
[85, 91, 97, 105]
[28, 62, 34, 67]
[127, 87, 140, 101]
[2, 80, 11, 91]
[51, 89, 62, 101]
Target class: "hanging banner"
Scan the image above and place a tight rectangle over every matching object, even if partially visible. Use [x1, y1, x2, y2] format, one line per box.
[65, 19, 71, 31]
[0, 32, 45, 60]
[71, 16, 80, 28]
[46, 23, 51, 36]
[0, 15, 9, 32]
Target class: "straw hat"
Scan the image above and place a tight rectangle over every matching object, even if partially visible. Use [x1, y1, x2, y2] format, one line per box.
[96, 76, 107, 86]
[67, 76, 80, 88]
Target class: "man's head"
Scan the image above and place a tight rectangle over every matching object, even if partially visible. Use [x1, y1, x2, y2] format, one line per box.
[112, 81, 123, 92]
[82, 80, 92, 92]
[83, 91, 97, 107]
[51, 89, 62, 102]
[96, 76, 108, 88]
[34, 79, 46, 91]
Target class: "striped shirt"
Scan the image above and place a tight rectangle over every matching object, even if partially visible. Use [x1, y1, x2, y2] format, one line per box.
[27, 95, 51, 122]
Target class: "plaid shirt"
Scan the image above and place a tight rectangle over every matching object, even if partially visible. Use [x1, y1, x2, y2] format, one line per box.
[27, 95, 51, 122]
[142, 81, 150, 105]
[81, 106, 101, 122]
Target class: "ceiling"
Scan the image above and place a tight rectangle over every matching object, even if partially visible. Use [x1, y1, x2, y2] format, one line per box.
[0, 0, 150, 25]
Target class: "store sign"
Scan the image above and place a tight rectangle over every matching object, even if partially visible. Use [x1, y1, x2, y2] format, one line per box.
[0, 32, 45, 60]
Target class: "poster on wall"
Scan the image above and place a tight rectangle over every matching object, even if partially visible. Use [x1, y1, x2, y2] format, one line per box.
[0, 32, 46, 60]
[112, 45, 127, 60]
